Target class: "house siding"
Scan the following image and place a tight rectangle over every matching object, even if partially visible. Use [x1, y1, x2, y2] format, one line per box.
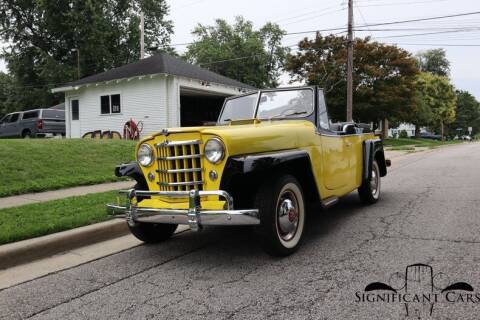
[65, 76, 168, 138]
[64, 74, 245, 138]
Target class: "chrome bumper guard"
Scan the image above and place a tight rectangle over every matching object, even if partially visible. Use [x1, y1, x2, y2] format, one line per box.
[106, 189, 260, 231]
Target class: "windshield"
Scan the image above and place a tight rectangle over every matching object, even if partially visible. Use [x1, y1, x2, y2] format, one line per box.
[218, 93, 257, 124]
[256, 89, 314, 119]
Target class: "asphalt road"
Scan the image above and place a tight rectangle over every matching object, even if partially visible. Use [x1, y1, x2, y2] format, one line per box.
[1, 143, 480, 320]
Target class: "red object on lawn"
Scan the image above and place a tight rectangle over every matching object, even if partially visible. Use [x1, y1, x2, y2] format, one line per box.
[123, 119, 143, 140]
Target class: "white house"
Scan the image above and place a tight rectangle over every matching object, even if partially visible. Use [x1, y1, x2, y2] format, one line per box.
[52, 53, 254, 138]
[389, 123, 427, 138]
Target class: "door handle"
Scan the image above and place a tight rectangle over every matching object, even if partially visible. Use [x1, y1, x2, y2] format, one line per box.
[345, 142, 352, 147]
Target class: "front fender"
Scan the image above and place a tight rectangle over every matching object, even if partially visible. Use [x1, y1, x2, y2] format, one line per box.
[363, 139, 387, 181]
[115, 162, 148, 189]
[220, 150, 320, 208]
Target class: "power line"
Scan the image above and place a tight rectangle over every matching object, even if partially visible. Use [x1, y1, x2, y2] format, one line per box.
[371, 28, 480, 38]
[284, 10, 480, 36]
[388, 42, 480, 46]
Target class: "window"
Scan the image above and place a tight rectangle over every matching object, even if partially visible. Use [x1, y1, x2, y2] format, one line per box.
[100, 94, 121, 114]
[43, 109, 65, 120]
[256, 89, 314, 120]
[71, 100, 79, 120]
[0, 115, 11, 124]
[22, 111, 40, 120]
[218, 93, 257, 124]
[317, 90, 330, 130]
[9, 113, 20, 123]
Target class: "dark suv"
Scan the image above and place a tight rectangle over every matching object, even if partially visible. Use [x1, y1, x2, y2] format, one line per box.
[0, 109, 65, 138]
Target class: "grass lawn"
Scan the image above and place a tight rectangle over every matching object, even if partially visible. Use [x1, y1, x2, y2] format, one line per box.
[0, 139, 136, 197]
[384, 138, 462, 148]
[0, 190, 120, 245]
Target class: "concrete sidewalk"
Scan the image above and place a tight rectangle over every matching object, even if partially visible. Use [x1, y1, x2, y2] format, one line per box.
[0, 180, 134, 209]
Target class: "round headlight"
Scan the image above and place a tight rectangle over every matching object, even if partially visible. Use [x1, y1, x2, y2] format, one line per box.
[204, 138, 225, 164]
[137, 144, 154, 167]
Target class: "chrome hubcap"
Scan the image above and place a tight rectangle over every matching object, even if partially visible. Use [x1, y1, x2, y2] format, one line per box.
[371, 167, 379, 196]
[277, 191, 299, 241]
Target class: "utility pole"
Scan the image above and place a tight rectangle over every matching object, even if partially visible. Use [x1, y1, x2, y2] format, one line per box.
[346, 0, 354, 122]
[72, 48, 80, 79]
[140, 12, 145, 59]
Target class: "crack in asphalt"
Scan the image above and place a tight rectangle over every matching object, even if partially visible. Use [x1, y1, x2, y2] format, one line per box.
[23, 235, 214, 319]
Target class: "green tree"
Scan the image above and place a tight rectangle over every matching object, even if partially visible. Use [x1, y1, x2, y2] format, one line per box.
[450, 90, 480, 136]
[185, 16, 289, 88]
[415, 49, 450, 77]
[286, 33, 419, 125]
[412, 72, 456, 140]
[0, 0, 173, 109]
[0, 72, 19, 116]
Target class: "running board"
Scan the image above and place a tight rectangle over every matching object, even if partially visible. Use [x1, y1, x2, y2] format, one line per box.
[321, 196, 339, 209]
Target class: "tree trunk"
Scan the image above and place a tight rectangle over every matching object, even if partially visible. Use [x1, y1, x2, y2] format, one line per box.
[382, 118, 389, 139]
[440, 121, 445, 141]
[415, 124, 421, 138]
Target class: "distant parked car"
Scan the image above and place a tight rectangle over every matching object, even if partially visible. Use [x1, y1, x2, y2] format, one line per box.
[418, 132, 442, 141]
[0, 109, 65, 138]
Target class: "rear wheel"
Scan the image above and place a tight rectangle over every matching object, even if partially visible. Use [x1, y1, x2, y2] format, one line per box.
[128, 184, 178, 243]
[358, 160, 381, 204]
[254, 174, 306, 256]
[22, 130, 32, 139]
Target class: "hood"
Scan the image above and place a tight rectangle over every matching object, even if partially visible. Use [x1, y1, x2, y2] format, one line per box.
[142, 120, 316, 156]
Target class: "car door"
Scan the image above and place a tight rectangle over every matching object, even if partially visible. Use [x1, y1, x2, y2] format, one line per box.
[3, 113, 21, 137]
[0, 114, 11, 137]
[315, 89, 351, 190]
[343, 133, 363, 188]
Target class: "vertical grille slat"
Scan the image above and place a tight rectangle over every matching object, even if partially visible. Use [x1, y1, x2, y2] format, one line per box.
[155, 139, 203, 191]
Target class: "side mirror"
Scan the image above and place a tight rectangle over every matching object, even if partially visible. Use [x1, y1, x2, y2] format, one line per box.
[342, 123, 356, 135]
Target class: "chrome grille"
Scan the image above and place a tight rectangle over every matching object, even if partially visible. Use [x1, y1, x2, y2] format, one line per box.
[155, 140, 203, 191]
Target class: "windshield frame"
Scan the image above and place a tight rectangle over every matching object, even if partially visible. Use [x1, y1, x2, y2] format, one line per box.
[217, 86, 317, 125]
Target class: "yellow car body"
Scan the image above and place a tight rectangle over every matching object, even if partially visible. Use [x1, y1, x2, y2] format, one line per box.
[108, 86, 388, 255]
[135, 120, 376, 211]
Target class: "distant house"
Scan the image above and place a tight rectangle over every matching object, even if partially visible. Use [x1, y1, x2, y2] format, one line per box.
[389, 123, 426, 138]
[52, 53, 254, 138]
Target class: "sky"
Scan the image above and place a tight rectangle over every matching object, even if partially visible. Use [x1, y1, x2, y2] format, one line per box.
[1, 0, 479, 98]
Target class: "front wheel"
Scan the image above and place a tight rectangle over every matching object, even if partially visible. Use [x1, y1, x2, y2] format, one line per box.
[128, 223, 177, 243]
[254, 174, 306, 256]
[128, 184, 178, 243]
[358, 160, 381, 204]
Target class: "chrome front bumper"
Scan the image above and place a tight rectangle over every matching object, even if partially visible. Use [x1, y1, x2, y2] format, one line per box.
[107, 189, 260, 231]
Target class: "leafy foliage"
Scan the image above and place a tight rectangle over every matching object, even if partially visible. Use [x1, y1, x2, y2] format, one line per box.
[286, 34, 419, 122]
[413, 72, 456, 138]
[185, 16, 289, 88]
[415, 49, 450, 77]
[0, 0, 173, 110]
[450, 90, 480, 136]
[0, 72, 17, 116]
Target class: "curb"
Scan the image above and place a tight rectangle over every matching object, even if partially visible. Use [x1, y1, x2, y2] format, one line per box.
[0, 219, 129, 270]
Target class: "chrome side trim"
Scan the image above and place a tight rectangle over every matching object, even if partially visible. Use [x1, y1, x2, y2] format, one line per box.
[156, 140, 201, 147]
[156, 168, 202, 174]
[157, 154, 202, 160]
[157, 181, 204, 187]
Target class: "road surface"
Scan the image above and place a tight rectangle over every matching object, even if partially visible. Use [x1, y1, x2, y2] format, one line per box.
[1, 143, 480, 320]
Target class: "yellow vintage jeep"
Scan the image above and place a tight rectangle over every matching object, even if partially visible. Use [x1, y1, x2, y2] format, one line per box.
[108, 86, 389, 256]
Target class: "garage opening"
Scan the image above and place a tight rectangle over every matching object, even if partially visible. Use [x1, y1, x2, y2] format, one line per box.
[180, 87, 230, 127]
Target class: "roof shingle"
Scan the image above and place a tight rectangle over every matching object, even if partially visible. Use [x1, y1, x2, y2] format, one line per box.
[64, 53, 255, 89]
